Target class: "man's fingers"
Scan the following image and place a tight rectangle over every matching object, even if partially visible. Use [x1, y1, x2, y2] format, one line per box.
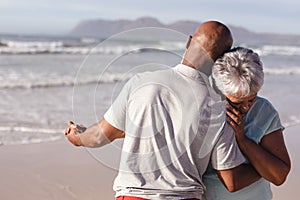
[64, 127, 71, 135]
[76, 124, 87, 133]
[66, 121, 78, 136]
[68, 121, 77, 129]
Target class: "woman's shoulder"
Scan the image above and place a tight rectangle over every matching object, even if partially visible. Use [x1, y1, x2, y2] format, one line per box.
[254, 96, 276, 110]
[247, 96, 283, 139]
[249, 96, 279, 119]
[255, 96, 270, 104]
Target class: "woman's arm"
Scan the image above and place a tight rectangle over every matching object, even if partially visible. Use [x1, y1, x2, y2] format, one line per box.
[259, 129, 291, 184]
[217, 164, 261, 192]
[227, 106, 291, 186]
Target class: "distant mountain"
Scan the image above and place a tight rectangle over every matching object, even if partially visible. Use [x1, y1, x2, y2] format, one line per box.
[70, 17, 300, 45]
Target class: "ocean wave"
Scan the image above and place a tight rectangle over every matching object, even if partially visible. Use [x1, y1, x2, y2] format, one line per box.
[1, 66, 300, 90]
[2, 37, 300, 56]
[251, 45, 300, 56]
[264, 67, 300, 75]
[0, 72, 133, 89]
[283, 115, 300, 128]
[0, 39, 185, 55]
[0, 125, 64, 145]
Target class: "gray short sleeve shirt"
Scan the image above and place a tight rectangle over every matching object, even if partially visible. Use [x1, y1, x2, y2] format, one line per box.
[104, 64, 245, 199]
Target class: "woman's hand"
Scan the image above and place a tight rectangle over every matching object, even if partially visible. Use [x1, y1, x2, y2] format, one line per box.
[226, 104, 246, 141]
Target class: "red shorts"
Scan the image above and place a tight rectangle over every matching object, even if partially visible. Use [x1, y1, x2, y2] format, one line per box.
[116, 196, 147, 200]
[116, 196, 199, 200]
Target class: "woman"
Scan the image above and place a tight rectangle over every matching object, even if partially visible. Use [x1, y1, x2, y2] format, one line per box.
[203, 47, 291, 200]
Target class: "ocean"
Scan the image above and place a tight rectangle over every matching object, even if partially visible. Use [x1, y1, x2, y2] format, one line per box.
[1, 29, 300, 146]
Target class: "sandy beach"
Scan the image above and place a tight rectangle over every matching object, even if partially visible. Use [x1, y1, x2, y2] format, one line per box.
[0, 124, 298, 200]
[0, 139, 117, 200]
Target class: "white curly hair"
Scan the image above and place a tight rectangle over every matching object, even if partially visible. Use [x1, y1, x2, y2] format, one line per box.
[212, 47, 264, 98]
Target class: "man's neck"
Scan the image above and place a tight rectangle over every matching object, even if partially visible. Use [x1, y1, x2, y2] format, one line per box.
[182, 58, 213, 77]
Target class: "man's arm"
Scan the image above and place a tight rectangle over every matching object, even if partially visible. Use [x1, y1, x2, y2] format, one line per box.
[65, 119, 125, 148]
[65, 73, 133, 148]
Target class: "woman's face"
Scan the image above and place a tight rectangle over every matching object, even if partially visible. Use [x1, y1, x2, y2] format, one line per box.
[226, 93, 257, 115]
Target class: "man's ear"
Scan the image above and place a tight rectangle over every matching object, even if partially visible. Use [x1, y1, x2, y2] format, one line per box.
[186, 35, 192, 49]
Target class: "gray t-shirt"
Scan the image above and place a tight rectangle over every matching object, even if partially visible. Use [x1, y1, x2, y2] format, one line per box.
[104, 64, 245, 199]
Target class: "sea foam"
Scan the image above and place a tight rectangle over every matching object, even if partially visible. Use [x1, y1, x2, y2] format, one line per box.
[0, 125, 64, 145]
[0, 71, 134, 89]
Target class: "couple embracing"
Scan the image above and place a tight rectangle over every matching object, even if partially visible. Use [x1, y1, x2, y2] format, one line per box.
[65, 21, 290, 200]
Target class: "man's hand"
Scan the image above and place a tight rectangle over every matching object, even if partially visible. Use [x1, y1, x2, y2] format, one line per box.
[64, 121, 86, 146]
[64, 119, 124, 148]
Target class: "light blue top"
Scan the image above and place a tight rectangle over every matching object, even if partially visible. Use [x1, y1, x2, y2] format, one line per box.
[203, 96, 285, 200]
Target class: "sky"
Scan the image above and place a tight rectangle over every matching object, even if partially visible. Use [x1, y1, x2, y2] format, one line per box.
[0, 0, 299, 35]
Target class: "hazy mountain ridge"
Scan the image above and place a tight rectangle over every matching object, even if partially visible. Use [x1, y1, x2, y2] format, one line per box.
[70, 17, 300, 45]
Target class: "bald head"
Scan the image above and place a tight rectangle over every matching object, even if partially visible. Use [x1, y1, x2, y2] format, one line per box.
[193, 21, 233, 61]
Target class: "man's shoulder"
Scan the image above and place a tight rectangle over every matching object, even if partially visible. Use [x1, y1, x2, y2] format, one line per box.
[128, 67, 177, 86]
[136, 68, 175, 77]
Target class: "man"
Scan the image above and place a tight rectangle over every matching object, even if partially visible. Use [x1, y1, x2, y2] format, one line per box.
[65, 21, 260, 200]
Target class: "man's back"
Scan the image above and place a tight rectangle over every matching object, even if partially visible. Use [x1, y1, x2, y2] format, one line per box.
[104, 64, 232, 199]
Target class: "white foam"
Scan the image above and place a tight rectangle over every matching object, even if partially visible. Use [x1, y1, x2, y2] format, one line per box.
[0, 39, 186, 55]
[264, 67, 300, 75]
[252, 45, 300, 56]
[2, 36, 300, 57]
[0, 125, 64, 145]
[283, 115, 300, 128]
[0, 72, 134, 89]
[0, 126, 63, 134]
